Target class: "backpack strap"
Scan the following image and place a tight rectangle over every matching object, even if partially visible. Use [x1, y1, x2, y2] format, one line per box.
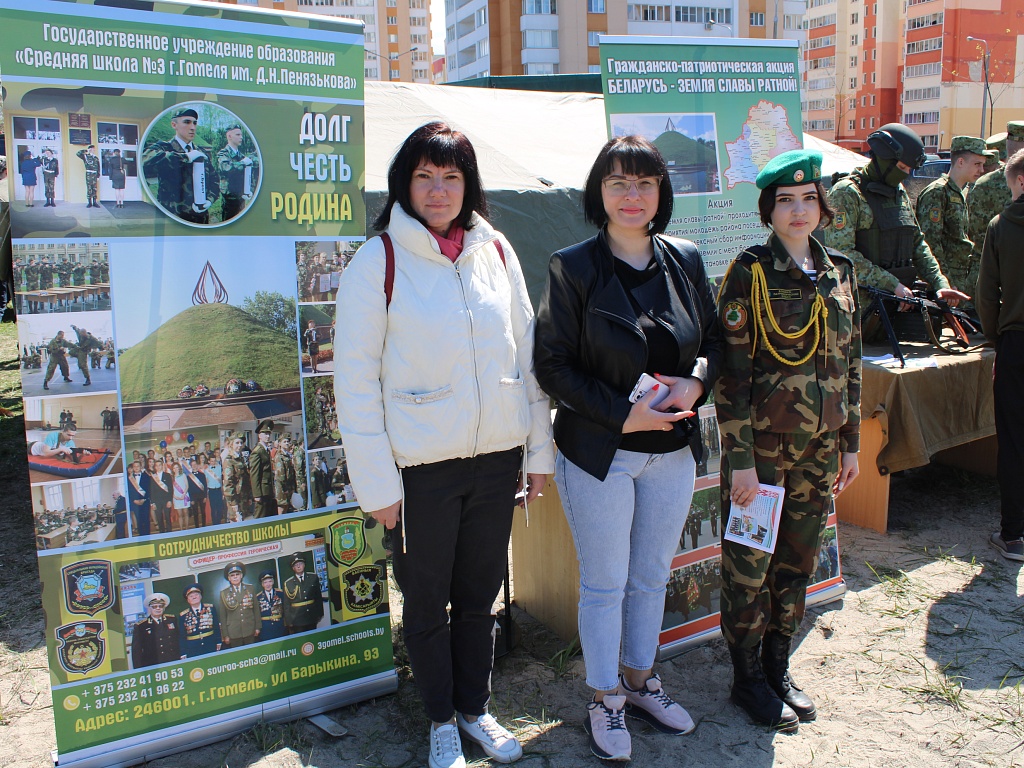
[380, 233, 506, 309]
[380, 232, 395, 309]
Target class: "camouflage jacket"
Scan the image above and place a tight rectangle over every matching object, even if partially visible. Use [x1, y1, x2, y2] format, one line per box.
[714, 235, 862, 471]
[222, 451, 253, 506]
[916, 174, 973, 275]
[823, 166, 949, 293]
[273, 449, 297, 503]
[141, 139, 219, 216]
[291, 449, 306, 495]
[967, 166, 1011, 261]
[216, 146, 257, 197]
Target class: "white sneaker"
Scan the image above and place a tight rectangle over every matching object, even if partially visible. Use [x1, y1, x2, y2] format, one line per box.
[428, 723, 466, 768]
[456, 712, 523, 763]
[584, 694, 631, 761]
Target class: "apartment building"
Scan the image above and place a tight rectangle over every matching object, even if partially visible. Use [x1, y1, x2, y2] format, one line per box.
[211, 0, 433, 83]
[804, 0, 1023, 153]
[444, 0, 806, 82]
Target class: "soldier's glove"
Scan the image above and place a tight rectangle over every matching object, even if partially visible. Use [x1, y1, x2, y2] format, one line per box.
[241, 157, 253, 166]
[185, 150, 206, 163]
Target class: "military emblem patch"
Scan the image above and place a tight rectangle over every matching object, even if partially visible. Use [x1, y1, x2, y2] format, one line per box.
[833, 211, 847, 230]
[929, 208, 941, 223]
[327, 517, 366, 566]
[55, 621, 105, 675]
[63, 560, 114, 616]
[342, 563, 385, 613]
[723, 301, 747, 331]
[793, 169, 805, 182]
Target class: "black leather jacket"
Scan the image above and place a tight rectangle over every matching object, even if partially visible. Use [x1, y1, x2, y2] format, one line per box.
[535, 230, 722, 480]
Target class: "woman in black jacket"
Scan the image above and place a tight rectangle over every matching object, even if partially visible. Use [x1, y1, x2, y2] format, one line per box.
[535, 136, 721, 761]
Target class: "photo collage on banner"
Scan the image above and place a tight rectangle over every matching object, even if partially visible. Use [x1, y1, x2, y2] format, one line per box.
[0, 2, 396, 766]
[598, 37, 846, 658]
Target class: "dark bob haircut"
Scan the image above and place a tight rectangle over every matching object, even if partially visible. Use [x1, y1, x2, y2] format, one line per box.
[757, 180, 834, 229]
[373, 121, 488, 232]
[581, 136, 674, 235]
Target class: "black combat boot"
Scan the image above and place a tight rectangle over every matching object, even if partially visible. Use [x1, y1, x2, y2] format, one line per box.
[762, 630, 817, 721]
[728, 645, 800, 732]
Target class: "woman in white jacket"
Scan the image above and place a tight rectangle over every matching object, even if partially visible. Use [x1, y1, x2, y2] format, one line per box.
[335, 122, 554, 768]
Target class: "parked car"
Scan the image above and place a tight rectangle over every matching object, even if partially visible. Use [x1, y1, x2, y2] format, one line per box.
[912, 159, 950, 179]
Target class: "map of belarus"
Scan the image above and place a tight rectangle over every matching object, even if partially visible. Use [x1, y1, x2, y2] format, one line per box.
[723, 100, 802, 188]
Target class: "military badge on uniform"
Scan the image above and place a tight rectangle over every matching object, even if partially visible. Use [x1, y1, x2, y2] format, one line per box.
[793, 169, 805, 182]
[929, 208, 941, 223]
[342, 563, 384, 613]
[63, 560, 114, 616]
[723, 301, 747, 331]
[833, 212, 847, 230]
[327, 517, 366, 566]
[56, 621, 105, 675]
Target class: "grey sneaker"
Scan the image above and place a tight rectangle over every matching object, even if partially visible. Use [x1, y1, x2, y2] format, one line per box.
[428, 723, 466, 768]
[990, 533, 1024, 562]
[622, 673, 695, 735]
[584, 694, 631, 761]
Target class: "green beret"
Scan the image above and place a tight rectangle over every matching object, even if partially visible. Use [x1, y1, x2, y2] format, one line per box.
[950, 136, 987, 156]
[987, 132, 1008, 161]
[1008, 121, 1024, 143]
[756, 149, 823, 189]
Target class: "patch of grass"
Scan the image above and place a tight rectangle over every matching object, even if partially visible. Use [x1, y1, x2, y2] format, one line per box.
[896, 658, 969, 711]
[546, 635, 581, 680]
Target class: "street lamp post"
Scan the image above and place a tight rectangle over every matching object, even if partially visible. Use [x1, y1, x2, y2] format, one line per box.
[365, 46, 421, 81]
[966, 36, 992, 137]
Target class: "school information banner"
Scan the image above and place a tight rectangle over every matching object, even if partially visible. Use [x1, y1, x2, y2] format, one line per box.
[598, 37, 846, 658]
[0, 2, 396, 766]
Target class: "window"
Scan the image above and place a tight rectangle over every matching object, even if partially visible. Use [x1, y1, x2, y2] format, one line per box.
[871, 72, 876, 83]
[806, 97, 835, 111]
[365, 31, 376, 42]
[808, 13, 836, 28]
[850, 76, 857, 89]
[409, 0, 426, 6]
[72, 480, 101, 509]
[902, 111, 939, 124]
[904, 86, 941, 101]
[861, 95, 867, 106]
[807, 77, 833, 90]
[522, 29, 558, 48]
[588, 0, 606, 11]
[675, 6, 733, 24]
[803, 119, 835, 131]
[861, 118, 866, 128]
[848, 119, 855, 130]
[523, 0, 556, 13]
[387, 15, 397, 25]
[386, 0, 396, 6]
[807, 56, 835, 70]
[906, 37, 942, 54]
[850, 55, 858, 66]
[588, 31, 601, 47]
[784, 14, 804, 29]
[446, 25, 455, 42]
[390, 68, 401, 79]
[476, 7, 487, 25]
[365, 66, 379, 78]
[851, 11, 859, 22]
[849, 97, 856, 109]
[750, 12, 765, 25]
[872, 49, 876, 60]
[851, 34, 859, 45]
[412, 33, 428, 44]
[870, 117, 876, 127]
[627, 4, 671, 21]
[905, 62, 941, 78]
[524, 62, 558, 74]
[807, 36, 835, 50]
[908, 12, 942, 28]
[871, 94, 876, 105]
[389, 34, 398, 43]
[477, 39, 488, 57]
[920, 134, 939, 147]
[410, 14, 427, 25]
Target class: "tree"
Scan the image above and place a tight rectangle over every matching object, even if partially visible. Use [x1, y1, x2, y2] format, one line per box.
[241, 291, 296, 338]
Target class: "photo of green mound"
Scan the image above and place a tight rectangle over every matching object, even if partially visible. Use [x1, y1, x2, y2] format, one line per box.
[117, 303, 299, 403]
[611, 113, 721, 195]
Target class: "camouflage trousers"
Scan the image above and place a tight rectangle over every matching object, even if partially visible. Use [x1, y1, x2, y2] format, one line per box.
[86, 174, 98, 201]
[945, 261, 981, 309]
[74, 352, 91, 382]
[44, 176, 56, 199]
[719, 429, 838, 650]
[44, 354, 69, 383]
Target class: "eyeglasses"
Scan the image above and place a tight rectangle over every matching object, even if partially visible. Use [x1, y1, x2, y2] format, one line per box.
[602, 176, 661, 195]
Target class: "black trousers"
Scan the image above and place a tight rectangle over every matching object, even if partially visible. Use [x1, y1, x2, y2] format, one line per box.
[392, 448, 521, 724]
[995, 331, 1024, 541]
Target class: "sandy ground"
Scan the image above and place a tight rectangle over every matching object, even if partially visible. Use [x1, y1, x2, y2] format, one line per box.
[2, 463, 1023, 768]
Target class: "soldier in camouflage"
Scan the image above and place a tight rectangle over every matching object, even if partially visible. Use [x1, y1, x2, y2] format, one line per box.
[142, 107, 219, 225]
[967, 121, 1024, 285]
[273, 435, 299, 513]
[222, 435, 254, 522]
[716, 150, 861, 732]
[915, 136, 990, 296]
[76, 145, 100, 208]
[42, 330, 73, 390]
[984, 132, 1007, 174]
[71, 260, 86, 286]
[216, 125, 257, 222]
[823, 123, 967, 325]
[41, 149, 59, 208]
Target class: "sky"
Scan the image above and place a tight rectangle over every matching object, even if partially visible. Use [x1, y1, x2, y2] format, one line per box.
[430, 0, 444, 56]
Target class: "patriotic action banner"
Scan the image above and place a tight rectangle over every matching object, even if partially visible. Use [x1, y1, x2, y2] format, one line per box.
[598, 37, 846, 658]
[0, 2, 395, 766]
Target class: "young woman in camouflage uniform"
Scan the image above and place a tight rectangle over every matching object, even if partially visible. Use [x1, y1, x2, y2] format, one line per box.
[715, 149, 862, 732]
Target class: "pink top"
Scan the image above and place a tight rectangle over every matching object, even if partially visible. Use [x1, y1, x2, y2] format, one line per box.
[429, 224, 465, 263]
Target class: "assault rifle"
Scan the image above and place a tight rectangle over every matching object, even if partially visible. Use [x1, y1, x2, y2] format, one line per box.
[862, 285, 979, 368]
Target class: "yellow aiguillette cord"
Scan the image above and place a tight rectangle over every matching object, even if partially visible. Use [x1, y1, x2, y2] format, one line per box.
[749, 260, 828, 366]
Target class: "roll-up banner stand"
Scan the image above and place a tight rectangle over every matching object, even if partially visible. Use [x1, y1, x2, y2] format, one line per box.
[1, 2, 396, 766]
[597, 36, 847, 660]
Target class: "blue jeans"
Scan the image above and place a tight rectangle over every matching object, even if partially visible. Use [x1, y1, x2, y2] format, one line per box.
[556, 447, 695, 692]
